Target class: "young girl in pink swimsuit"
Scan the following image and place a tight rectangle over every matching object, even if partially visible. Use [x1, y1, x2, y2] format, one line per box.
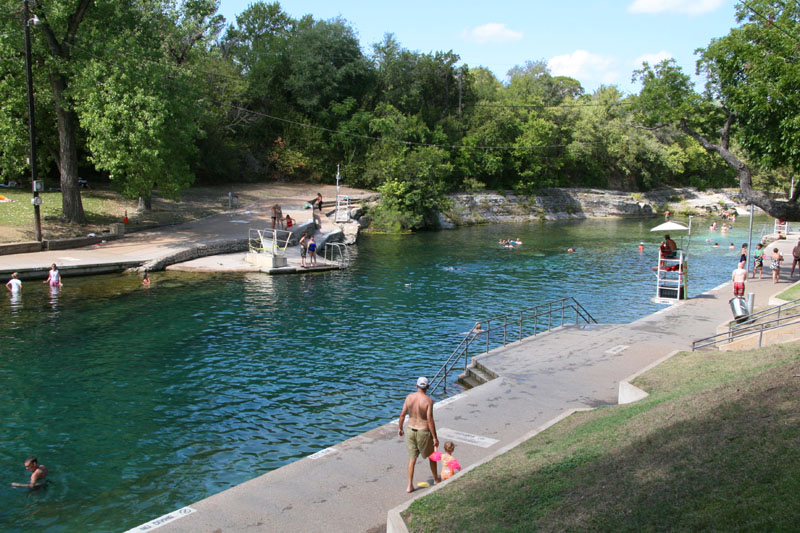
[439, 441, 461, 480]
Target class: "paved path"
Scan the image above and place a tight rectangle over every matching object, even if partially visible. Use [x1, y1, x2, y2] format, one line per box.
[146, 239, 799, 533]
[0, 203, 348, 278]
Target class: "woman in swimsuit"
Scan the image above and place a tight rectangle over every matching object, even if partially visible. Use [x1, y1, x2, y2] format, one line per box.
[770, 247, 784, 284]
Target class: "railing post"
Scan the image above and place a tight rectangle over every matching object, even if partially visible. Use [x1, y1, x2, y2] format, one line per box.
[486, 320, 490, 353]
[561, 300, 565, 327]
[443, 367, 447, 395]
[464, 337, 469, 372]
[548, 302, 552, 331]
[503, 315, 507, 346]
[520, 311, 523, 341]
[759, 326, 764, 347]
[534, 312, 538, 336]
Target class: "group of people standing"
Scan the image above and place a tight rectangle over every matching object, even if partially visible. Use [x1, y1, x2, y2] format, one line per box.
[298, 233, 317, 267]
[732, 239, 800, 298]
[757, 239, 800, 284]
[5, 263, 62, 296]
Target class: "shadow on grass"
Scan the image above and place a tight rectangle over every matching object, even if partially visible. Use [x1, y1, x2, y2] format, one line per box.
[405, 357, 800, 532]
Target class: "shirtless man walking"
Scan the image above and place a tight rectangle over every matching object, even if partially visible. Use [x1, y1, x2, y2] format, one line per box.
[398, 376, 439, 493]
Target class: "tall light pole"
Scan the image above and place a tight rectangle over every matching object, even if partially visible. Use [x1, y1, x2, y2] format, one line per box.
[23, 0, 42, 242]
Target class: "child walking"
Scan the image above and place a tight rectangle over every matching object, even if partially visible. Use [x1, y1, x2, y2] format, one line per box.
[440, 441, 461, 480]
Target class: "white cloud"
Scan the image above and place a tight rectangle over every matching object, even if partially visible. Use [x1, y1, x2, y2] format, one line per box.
[461, 23, 523, 45]
[547, 50, 617, 83]
[633, 50, 674, 67]
[628, 0, 725, 15]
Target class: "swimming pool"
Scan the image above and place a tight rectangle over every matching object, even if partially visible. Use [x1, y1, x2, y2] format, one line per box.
[0, 217, 765, 531]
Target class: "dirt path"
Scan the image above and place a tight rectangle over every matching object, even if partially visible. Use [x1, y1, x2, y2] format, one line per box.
[0, 182, 375, 244]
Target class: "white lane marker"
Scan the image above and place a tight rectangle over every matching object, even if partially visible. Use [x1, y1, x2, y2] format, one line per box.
[229, 220, 250, 223]
[58, 257, 80, 261]
[606, 344, 628, 355]
[438, 428, 498, 448]
[308, 447, 337, 460]
[124, 507, 196, 532]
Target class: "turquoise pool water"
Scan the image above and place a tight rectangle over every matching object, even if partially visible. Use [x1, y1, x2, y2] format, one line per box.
[0, 217, 764, 531]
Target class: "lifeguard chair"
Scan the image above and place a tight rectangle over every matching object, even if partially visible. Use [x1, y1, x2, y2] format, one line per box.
[651, 218, 692, 304]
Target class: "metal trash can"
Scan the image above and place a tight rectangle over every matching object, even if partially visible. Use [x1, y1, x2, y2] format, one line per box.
[729, 297, 749, 323]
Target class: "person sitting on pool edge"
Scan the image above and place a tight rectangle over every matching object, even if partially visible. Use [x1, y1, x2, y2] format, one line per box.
[11, 456, 48, 489]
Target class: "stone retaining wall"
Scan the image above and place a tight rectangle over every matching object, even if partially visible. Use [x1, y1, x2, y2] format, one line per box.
[437, 187, 756, 228]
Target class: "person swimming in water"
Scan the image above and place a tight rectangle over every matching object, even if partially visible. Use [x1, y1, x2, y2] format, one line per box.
[11, 456, 48, 489]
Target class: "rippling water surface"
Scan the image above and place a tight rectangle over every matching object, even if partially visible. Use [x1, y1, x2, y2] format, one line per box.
[0, 218, 764, 531]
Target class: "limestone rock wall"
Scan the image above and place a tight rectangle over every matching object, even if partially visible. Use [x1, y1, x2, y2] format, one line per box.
[438, 187, 755, 228]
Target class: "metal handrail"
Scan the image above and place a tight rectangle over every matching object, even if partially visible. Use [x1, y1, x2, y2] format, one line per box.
[730, 297, 800, 330]
[249, 228, 292, 255]
[692, 312, 800, 351]
[429, 297, 596, 395]
[323, 242, 351, 268]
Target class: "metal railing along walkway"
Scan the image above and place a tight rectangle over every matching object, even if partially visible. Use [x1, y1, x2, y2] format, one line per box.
[692, 297, 800, 351]
[249, 228, 293, 255]
[429, 297, 596, 395]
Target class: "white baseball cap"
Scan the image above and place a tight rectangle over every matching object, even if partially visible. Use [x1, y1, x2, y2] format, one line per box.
[416, 376, 429, 388]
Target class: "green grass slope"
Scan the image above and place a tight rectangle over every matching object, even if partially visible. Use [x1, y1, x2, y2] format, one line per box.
[404, 342, 800, 532]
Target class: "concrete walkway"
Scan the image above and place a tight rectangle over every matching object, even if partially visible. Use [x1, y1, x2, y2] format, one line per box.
[139, 238, 800, 532]
[0, 203, 348, 279]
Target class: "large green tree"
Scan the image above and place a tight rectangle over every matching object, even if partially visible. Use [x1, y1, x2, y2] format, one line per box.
[634, 1, 800, 220]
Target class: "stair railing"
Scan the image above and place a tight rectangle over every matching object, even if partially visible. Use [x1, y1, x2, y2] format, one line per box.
[692, 297, 800, 351]
[429, 297, 596, 395]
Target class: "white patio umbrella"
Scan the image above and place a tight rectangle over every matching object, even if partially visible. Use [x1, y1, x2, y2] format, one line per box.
[651, 217, 694, 260]
[650, 221, 688, 232]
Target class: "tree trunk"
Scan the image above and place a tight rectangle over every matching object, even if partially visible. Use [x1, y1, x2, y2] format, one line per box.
[679, 119, 800, 221]
[50, 73, 85, 223]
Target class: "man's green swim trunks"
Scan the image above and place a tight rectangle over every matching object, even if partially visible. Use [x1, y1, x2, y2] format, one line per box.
[406, 428, 434, 459]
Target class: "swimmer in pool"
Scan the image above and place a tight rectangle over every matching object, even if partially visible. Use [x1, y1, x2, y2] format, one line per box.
[11, 456, 48, 489]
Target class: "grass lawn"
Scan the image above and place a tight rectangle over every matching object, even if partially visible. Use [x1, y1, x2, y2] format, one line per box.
[777, 282, 800, 302]
[0, 185, 257, 243]
[403, 342, 800, 532]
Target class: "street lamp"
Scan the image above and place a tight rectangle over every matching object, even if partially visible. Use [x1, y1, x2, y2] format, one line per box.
[22, 0, 42, 242]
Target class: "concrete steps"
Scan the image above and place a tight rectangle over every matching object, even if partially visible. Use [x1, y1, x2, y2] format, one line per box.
[457, 359, 499, 389]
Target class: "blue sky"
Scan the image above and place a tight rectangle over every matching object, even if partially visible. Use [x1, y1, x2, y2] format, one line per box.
[217, 0, 739, 95]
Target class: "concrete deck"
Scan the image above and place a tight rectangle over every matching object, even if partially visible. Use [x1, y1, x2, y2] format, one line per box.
[139, 238, 800, 533]
[0, 204, 347, 279]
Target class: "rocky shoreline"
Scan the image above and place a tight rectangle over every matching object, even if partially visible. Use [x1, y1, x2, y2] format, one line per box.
[434, 187, 759, 228]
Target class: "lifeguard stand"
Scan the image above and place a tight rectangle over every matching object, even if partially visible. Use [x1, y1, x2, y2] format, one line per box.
[654, 250, 687, 303]
[334, 164, 351, 223]
[650, 217, 692, 304]
[774, 219, 790, 236]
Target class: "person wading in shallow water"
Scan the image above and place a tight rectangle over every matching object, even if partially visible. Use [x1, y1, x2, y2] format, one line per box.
[398, 376, 439, 493]
[11, 456, 48, 489]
